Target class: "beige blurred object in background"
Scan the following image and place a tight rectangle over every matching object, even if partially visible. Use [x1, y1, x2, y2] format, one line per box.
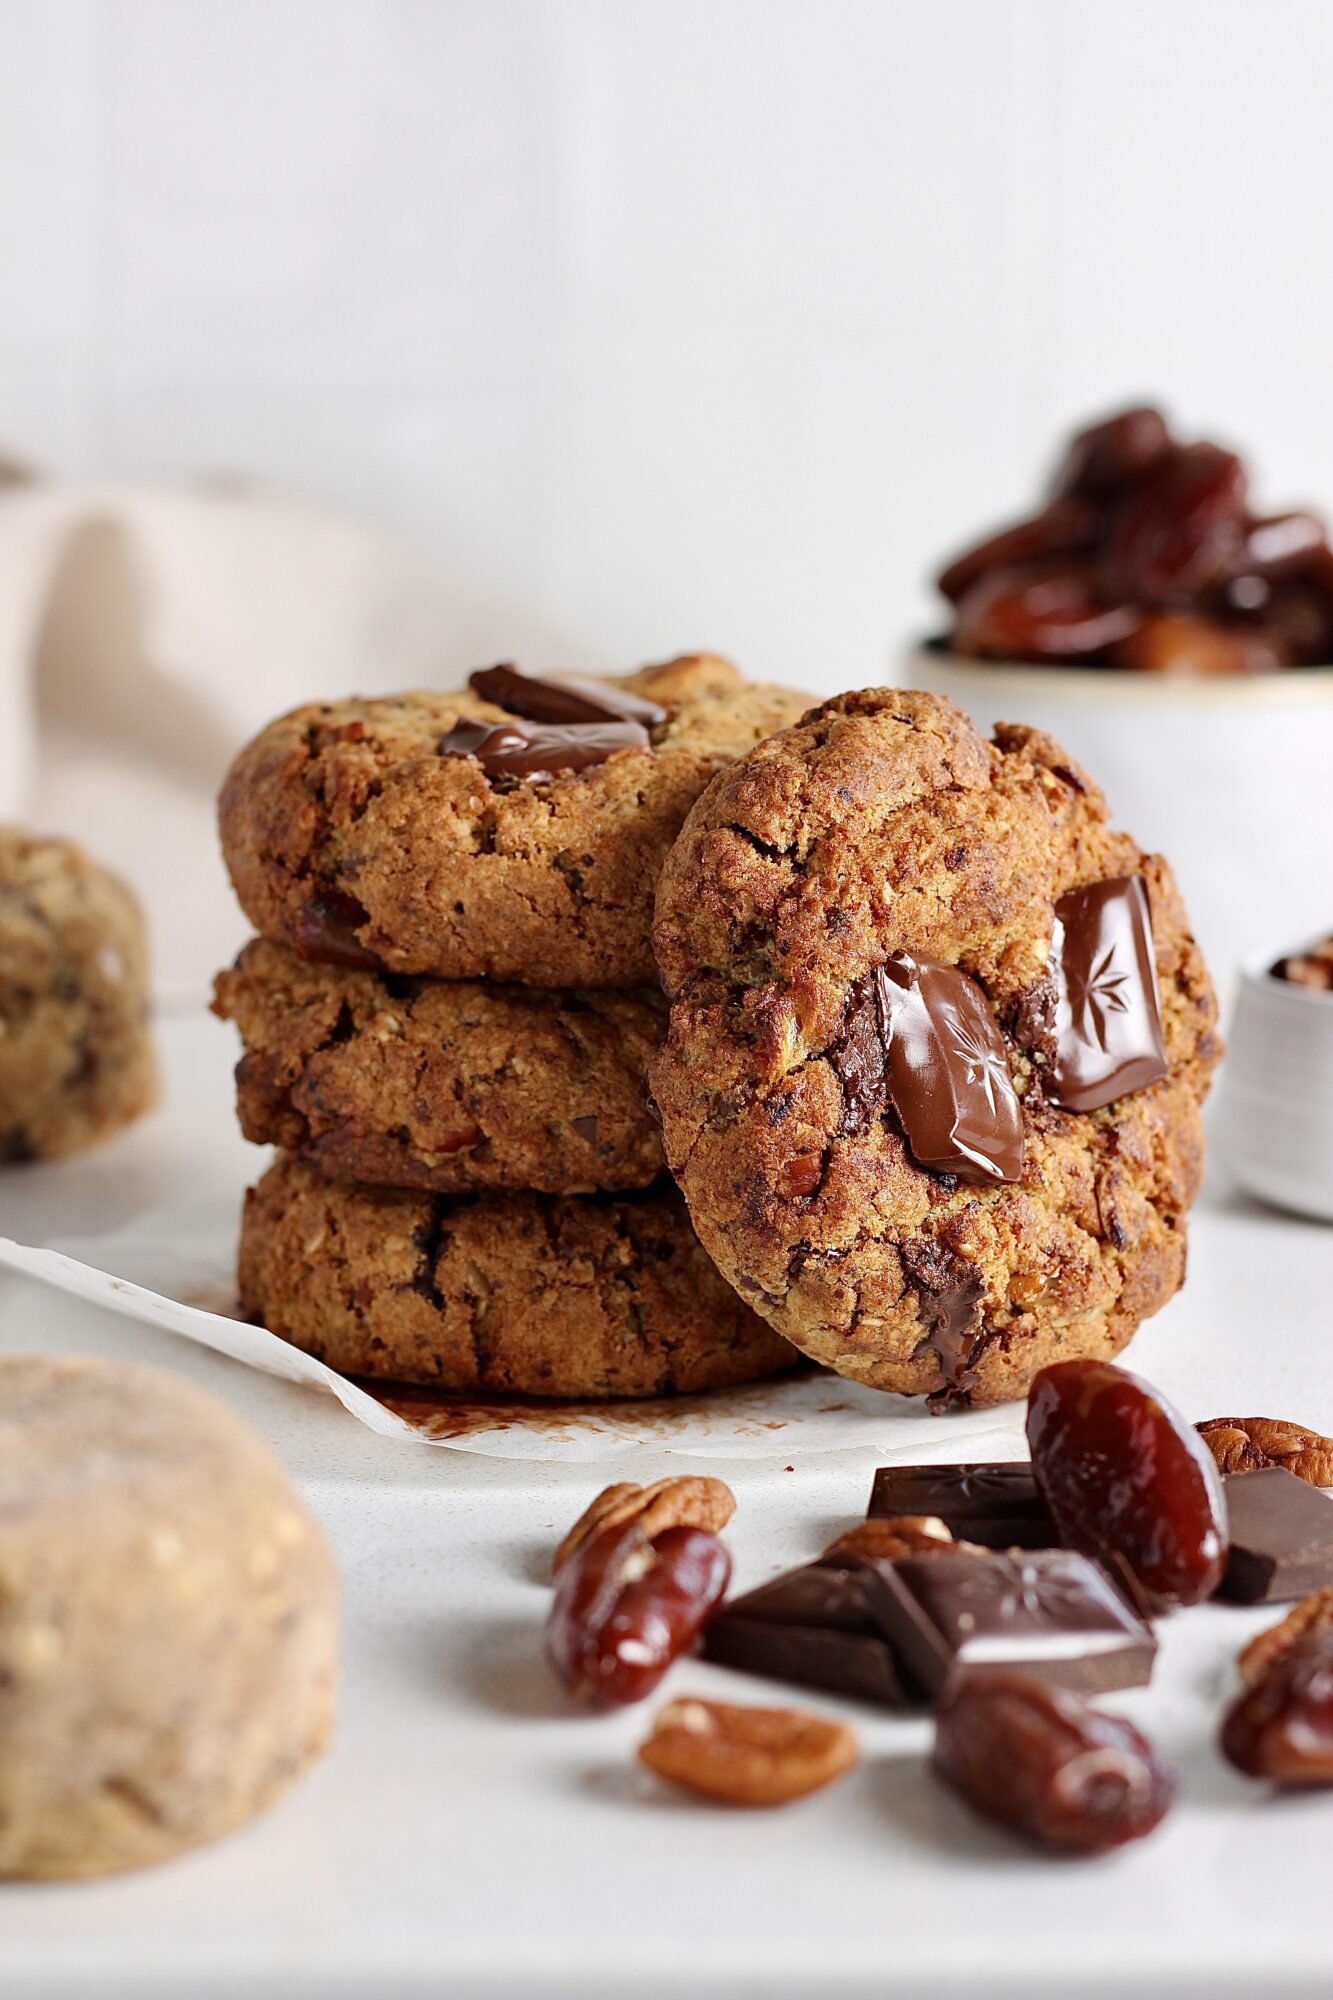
[0, 475, 462, 1000]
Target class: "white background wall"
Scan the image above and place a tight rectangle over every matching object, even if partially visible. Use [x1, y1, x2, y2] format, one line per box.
[3, 0, 1333, 693]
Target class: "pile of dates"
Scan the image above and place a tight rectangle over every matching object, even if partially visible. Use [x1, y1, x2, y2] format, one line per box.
[937, 404, 1333, 671]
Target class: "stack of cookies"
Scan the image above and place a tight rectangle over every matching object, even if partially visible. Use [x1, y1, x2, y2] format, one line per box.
[214, 655, 809, 1399]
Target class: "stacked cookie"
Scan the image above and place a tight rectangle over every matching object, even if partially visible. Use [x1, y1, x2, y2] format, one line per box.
[214, 655, 809, 1399]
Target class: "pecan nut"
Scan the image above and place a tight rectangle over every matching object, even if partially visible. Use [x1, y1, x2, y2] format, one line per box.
[552, 1476, 736, 1578]
[1239, 1585, 1333, 1687]
[824, 1516, 954, 1561]
[638, 1696, 859, 1806]
[1197, 1417, 1333, 1486]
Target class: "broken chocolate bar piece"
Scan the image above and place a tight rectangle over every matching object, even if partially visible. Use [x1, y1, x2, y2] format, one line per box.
[868, 1463, 1055, 1550]
[1218, 1468, 1333, 1605]
[700, 1557, 911, 1707]
[862, 1548, 1157, 1699]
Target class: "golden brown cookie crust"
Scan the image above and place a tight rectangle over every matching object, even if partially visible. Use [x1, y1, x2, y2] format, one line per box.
[239, 1156, 795, 1398]
[649, 689, 1221, 1410]
[213, 938, 666, 1194]
[0, 826, 158, 1162]
[219, 655, 810, 988]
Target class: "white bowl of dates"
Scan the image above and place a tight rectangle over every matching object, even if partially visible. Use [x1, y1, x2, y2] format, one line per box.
[1214, 933, 1333, 1223]
[908, 406, 1333, 980]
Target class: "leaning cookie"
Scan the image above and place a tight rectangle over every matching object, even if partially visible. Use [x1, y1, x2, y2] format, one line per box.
[649, 689, 1221, 1410]
[0, 826, 158, 1162]
[219, 657, 810, 989]
[213, 938, 665, 1193]
[239, 1157, 796, 1397]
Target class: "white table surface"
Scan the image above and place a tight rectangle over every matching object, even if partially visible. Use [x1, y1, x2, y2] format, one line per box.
[2, 1013, 1333, 1999]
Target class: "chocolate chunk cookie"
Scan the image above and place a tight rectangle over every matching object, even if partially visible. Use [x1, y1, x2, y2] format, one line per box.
[219, 656, 809, 989]
[649, 689, 1220, 1410]
[0, 826, 158, 1162]
[213, 938, 665, 1193]
[239, 1156, 796, 1397]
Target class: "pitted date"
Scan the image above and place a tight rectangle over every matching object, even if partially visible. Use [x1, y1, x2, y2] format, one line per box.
[932, 1673, 1174, 1853]
[545, 1519, 731, 1707]
[936, 499, 1100, 604]
[1050, 405, 1171, 501]
[1026, 1359, 1228, 1609]
[1222, 1627, 1333, 1785]
[1104, 441, 1247, 602]
[952, 565, 1140, 661]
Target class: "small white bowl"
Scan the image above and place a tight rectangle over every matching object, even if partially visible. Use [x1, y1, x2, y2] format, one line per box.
[904, 643, 1333, 985]
[1213, 949, 1333, 1223]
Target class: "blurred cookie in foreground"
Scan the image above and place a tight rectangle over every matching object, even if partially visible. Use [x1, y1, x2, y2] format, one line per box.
[0, 825, 157, 1162]
[213, 938, 666, 1193]
[239, 1155, 795, 1398]
[0, 1355, 338, 1878]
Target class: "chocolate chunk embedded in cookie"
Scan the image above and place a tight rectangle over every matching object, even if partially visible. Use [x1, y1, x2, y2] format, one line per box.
[219, 656, 810, 989]
[0, 826, 158, 1162]
[213, 938, 665, 1193]
[239, 1157, 795, 1397]
[649, 688, 1219, 1409]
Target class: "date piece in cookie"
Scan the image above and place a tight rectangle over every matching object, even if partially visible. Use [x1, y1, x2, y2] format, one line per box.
[239, 1156, 795, 1398]
[650, 688, 1219, 1407]
[214, 938, 665, 1194]
[0, 826, 158, 1162]
[219, 655, 809, 989]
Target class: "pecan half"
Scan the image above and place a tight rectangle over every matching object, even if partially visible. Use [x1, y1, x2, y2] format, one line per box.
[824, 1516, 954, 1561]
[1197, 1417, 1333, 1486]
[1239, 1586, 1333, 1687]
[638, 1696, 859, 1806]
[552, 1476, 736, 1578]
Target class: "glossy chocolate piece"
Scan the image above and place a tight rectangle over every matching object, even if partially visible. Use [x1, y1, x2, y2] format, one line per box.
[864, 1549, 1157, 1699]
[296, 886, 386, 971]
[836, 952, 1023, 1184]
[468, 662, 667, 728]
[437, 715, 650, 782]
[700, 1558, 911, 1707]
[1045, 875, 1167, 1112]
[1218, 1469, 1333, 1605]
[868, 1463, 1056, 1551]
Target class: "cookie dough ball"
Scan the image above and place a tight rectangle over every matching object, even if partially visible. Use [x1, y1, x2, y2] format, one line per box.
[650, 689, 1221, 1409]
[218, 655, 810, 988]
[213, 938, 666, 1193]
[0, 826, 158, 1161]
[0, 1357, 338, 1878]
[239, 1155, 795, 1397]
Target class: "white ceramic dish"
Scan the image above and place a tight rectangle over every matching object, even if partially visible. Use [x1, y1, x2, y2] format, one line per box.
[904, 643, 1333, 985]
[1213, 944, 1333, 1223]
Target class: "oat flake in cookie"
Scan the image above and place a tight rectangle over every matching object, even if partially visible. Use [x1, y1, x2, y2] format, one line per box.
[649, 688, 1220, 1409]
[218, 655, 809, 989]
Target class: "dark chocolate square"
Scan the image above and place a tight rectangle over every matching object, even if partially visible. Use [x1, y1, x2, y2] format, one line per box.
[1218, 1468, 1333, 1605]
[700, 1557, 912, 1707]
[860, 1548, 1157, 1699]
[867, 1462, 1055, 1550]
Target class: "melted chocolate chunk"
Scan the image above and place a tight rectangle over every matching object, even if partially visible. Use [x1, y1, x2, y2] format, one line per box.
[828, 955, 1023, 1183]
[902, 1238, 988, 1391]
[868, 1463, 1056, 1550]
[571, 1115, 600, 1146]
[296, 887, 386, 971]
[878, 954, 1024, 1183]
[468, 662, 667, 728]
[437, 716, 650, 782]
[863, 1548, 1157, 1700]
[1045, 875, 1168, 1113]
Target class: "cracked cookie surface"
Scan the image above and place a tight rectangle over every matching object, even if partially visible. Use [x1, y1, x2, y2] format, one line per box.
[214, 938, 665, 1193]
[239, 1156, 796, 1397]
[219, 655, 809, 989]
[0, 826, 158, 1162]
[648, 688, 1220, 1410]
